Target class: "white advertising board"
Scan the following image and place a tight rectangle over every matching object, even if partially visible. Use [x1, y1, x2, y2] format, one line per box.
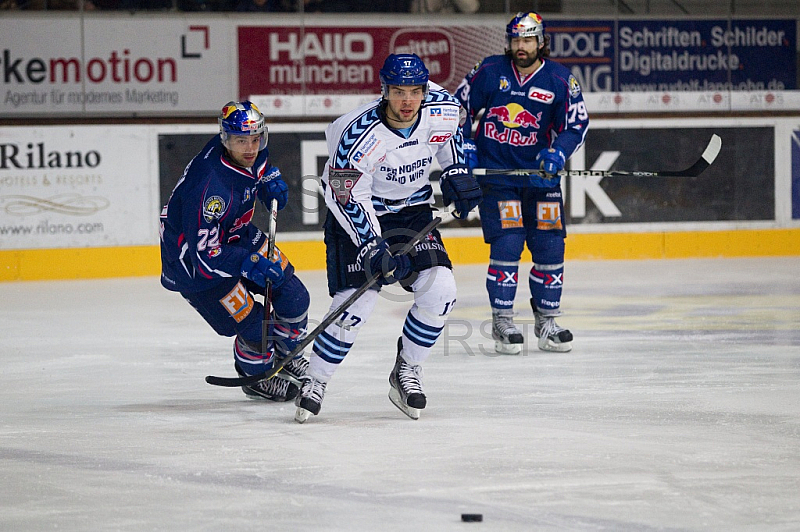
[0, 16, 234, 115]
[0, 125, 156, 249]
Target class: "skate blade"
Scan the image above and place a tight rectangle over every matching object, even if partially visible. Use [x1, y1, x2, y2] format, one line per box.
[494, 340, 522, 355]
[538, 337, 573, 353]
[294, 406, 313, 424]
[388, 387, 420, 420]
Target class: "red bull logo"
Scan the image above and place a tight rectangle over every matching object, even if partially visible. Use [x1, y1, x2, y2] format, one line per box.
[221, 104, 238, 118]
[484, 122, 538, 147]
[485, 103, 541, 129]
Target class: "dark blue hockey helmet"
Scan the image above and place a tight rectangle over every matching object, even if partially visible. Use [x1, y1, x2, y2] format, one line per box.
[379, 54, 430, 99]
[218, 100, 268, 151]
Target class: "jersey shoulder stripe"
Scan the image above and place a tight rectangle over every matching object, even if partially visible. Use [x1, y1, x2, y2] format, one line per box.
[425, 89, 460, 107]
[334, 105, 381, 169]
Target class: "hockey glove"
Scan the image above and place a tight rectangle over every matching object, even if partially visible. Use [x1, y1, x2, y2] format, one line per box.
[440, 164, 482, 219]
[535, 147, 566, 177]
[256, 166, 289, 210]
[462, 138, 478, 169]
[356, 237, 412, 286]
[241, 253, 285, 288]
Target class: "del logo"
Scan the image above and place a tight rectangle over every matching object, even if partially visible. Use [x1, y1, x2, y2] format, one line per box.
[528, 87, 555, 104]
[428, 132, 452, 144]
[429, 108, 442, 116]
[353, 150, 366, 163]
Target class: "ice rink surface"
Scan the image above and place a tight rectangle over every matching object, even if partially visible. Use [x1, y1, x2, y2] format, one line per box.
[2, 257, 799, 531]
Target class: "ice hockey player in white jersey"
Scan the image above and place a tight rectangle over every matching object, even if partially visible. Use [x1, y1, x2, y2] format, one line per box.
[294, 53, 482, 422]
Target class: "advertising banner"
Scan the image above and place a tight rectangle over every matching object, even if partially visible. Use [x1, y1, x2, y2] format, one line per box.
[238, 24, 504, 100]
[0, 16, 234, 116]
[156, 124, 777, 237]
[574, 127, 774, 224]
[1, 16, 797, 117]
[616, 19, 796, 92]
[0, 126, 155, 249]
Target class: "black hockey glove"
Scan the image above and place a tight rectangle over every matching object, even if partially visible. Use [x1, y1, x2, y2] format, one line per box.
[355, 237, 412, 286]
[440, 164, 482, 219]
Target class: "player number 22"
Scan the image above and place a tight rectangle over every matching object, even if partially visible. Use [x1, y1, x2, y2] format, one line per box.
[568, 101, 588, 124]
[197, 227, 220, 251]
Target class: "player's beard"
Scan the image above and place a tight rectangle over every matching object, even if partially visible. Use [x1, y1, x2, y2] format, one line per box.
[512, 49, 539, 69]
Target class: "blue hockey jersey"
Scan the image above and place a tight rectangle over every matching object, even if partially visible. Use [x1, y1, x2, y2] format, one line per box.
[159, 136, 287, 293]
[455, 54, 589, 187]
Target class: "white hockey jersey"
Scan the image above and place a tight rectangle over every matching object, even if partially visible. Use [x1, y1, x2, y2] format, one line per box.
[321, 82, 464, 247]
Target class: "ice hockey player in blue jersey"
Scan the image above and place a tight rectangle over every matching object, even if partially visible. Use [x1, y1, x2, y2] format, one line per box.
[159, 101, 310, 402]
[455, 12, 589, 355]
[294, 53, 482, 423]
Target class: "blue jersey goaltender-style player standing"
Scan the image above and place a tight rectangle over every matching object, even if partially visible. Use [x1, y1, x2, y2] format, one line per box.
[294, 53, 482, 422]
[455, 12, 589, 355]
[159, 101, 310, 401]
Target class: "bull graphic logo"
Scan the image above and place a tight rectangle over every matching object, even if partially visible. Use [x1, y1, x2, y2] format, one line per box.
[485, 103, 541, 129]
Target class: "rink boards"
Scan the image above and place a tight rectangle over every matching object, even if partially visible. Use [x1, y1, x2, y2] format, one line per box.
[1, 117, 799, 281]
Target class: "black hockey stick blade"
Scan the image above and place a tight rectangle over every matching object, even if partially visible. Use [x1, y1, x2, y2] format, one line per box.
[474, 134, 722, 179]
[205, 216, 443, 388]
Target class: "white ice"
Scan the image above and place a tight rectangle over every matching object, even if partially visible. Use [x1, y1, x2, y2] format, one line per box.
[1, 257, 799, 531]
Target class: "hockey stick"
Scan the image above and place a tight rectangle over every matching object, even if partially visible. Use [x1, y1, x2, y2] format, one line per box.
[473, 133, 722, 179]
[205, 215, 443, 388]
[261, 198, 279, 355]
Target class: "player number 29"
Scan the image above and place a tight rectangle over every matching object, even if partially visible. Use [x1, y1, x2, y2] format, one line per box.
[568, 101, 588, 124]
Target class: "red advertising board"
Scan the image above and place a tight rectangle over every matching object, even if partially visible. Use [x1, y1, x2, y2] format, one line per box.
[238, 25, 503, 98]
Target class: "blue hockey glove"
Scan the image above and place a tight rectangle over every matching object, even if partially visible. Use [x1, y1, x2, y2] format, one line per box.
[356, 237, 412, 286]
[256, 166, 288, 210]
[535, 147, 566, 177]
[241, 253, 285, 288]
[440, 164, 482, 220]
[462, 138, 478, 169]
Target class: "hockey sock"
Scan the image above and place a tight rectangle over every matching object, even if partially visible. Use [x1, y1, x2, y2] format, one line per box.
[486, 259, 519, 311]
[271, 275, 310, 357]
[310, 288, 378, 381]
[401, 307, 445, 365]
[400, 267, 455, 365]
[529, 263, 564, 313]
[233, 336, 274, 376]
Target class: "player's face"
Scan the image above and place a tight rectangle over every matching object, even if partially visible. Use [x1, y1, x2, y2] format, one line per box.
[384, 85, 425, 128]
[225, 134, 263, 167]
[510, 36, 542, 70]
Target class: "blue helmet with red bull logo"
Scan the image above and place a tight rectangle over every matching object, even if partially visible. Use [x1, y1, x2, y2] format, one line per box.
[505, 12, 545, 51]
[218, 100, 268, 151]
[379, 54, 430, 99]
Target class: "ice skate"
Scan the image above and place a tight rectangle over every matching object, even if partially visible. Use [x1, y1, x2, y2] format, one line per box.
[276, 354, 308, 386]
[294, 375, 327, 424]
[388, 337, 426, 420]
[235, 363, 299, 402]
[492, 309, 524, 355]
[533, 304, 573, 353]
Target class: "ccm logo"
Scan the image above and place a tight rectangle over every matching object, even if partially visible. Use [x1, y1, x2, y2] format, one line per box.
[528, 88, 555, 103]
[429, 133, 453, 144]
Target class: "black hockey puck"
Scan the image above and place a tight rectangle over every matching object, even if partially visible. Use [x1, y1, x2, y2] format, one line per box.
[461, 513, 483, 522]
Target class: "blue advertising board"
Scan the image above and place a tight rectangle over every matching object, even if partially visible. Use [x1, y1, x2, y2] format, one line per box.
[546, 19, 796, 92]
